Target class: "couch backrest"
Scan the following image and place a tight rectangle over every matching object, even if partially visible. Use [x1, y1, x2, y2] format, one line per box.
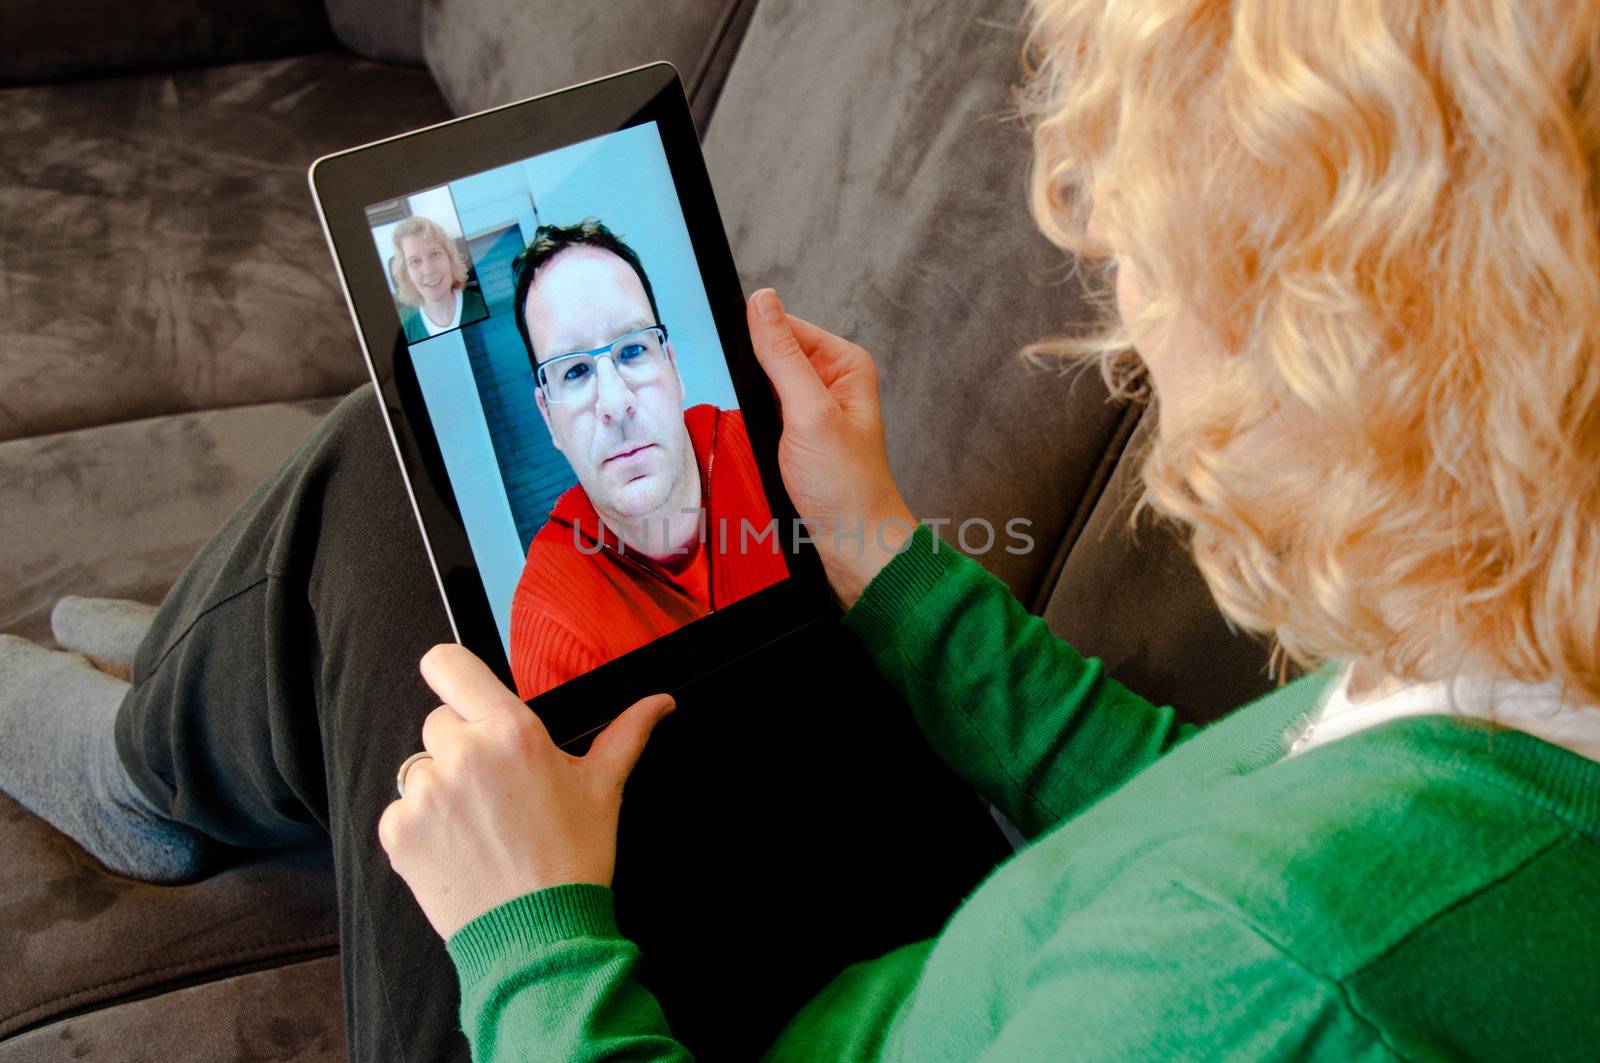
[420, 0, 754, 130]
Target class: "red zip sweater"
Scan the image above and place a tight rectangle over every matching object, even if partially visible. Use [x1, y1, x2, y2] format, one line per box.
[508, 404, 788, 699]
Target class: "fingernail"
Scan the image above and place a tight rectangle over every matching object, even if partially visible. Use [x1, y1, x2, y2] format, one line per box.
[756, 288, 784, 324]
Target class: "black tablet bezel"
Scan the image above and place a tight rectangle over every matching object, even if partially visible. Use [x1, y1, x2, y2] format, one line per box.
[309, 63, 832, 745]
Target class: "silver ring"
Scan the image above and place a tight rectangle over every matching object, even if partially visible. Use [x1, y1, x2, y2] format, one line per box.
[395, 751, 433, 797]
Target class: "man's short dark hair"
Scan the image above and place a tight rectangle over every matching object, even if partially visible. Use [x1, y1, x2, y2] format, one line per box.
[511, 219, 661, 367]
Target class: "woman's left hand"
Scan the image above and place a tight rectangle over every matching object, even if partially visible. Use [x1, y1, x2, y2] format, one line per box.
[378, 644, 676, 940]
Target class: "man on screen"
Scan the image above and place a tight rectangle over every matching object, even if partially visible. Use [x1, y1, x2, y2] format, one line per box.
[508, 219, 788, 698]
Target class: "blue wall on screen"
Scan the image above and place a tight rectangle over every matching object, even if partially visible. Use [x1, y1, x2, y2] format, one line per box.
[407, 330, 520, 655]
[461, 228, 578, 552]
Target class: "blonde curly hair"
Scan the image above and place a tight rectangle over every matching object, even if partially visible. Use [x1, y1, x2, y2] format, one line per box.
[1021, 0, 1600, 704]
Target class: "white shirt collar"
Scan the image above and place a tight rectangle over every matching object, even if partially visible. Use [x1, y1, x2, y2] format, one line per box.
[1287, 663, 1600, 760]
[422, 289, 464, 336]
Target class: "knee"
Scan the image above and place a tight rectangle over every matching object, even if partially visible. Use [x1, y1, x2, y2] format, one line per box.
[278, 382, 409, 523]
[318, 383, 383, 448]
[298, 384, 392, 482]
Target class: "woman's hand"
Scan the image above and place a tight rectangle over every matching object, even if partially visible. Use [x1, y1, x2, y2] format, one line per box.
[747, 289, 916, 609]
[378, 644, 675, 940]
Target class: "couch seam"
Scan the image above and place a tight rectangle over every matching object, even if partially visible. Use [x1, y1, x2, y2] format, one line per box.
[0, 390, 352, 452]
[0, 932, 339, 1039]
[1026, 400, 1146, 615]
[7, 43, 347, 94]
[686, 0, 759, 130]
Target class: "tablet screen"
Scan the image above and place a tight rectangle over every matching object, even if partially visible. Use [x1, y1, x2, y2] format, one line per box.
[362, 121, 789, 700]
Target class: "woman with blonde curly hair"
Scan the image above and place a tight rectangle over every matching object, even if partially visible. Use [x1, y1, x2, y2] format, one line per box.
[2, 0, 1595, 1058]
[389, 214, 487, 341]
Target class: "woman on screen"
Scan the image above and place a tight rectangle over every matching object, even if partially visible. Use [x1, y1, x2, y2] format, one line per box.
[390, 215, 488, 343]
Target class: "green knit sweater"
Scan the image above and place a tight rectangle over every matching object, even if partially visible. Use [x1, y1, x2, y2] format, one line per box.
[446, 526, 1600, 1060]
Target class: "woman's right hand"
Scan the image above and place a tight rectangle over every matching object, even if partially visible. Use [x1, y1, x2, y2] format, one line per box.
[746, 289, 916, 610]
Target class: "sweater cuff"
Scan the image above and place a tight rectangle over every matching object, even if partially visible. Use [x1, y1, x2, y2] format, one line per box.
[446, 883, 621, 988]
[842, 523, 965, 652]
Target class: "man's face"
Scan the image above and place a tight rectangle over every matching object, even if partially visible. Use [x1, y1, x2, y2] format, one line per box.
[401, 235, 453, 304]
[526, 246, 689, 521]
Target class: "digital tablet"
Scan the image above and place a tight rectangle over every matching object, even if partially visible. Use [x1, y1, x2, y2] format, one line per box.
[309, 63, 830, 745]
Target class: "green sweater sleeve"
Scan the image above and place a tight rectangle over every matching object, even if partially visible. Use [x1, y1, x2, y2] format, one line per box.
[842, 525, 1196, 838]
[446, 883, 689, 1062]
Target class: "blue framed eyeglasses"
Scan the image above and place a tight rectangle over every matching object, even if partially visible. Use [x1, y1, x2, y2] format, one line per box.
[535, 325, 670, 405]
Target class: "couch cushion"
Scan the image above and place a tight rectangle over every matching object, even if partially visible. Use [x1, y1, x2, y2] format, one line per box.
[0, 399, 340, 645]
[0, 54, 449, 442]
[1040, 411, 1292, 724]
[0, 955, 343, 1061]
[0, 0, 335, 85]
[422, 0, 755, 127]
[0, 792, 338, 1041]
[701, 0, 1129, 605]
[325, 0, 425, 67]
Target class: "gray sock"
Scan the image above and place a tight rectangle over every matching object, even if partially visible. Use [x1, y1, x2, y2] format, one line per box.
[51, 596, 159, 681]
[0, 634, 211, 884]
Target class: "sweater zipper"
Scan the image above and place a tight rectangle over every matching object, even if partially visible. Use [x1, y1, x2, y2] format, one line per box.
[1232, 710, 1317, 775]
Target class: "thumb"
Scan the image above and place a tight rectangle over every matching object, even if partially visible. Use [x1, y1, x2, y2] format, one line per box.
[420, 643, 533, 729]
[586, 693, 676, 791]
[748, 289, 828, 418]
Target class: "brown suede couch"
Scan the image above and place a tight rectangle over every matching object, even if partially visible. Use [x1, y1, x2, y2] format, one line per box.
[0, 0, 1278, 1057]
